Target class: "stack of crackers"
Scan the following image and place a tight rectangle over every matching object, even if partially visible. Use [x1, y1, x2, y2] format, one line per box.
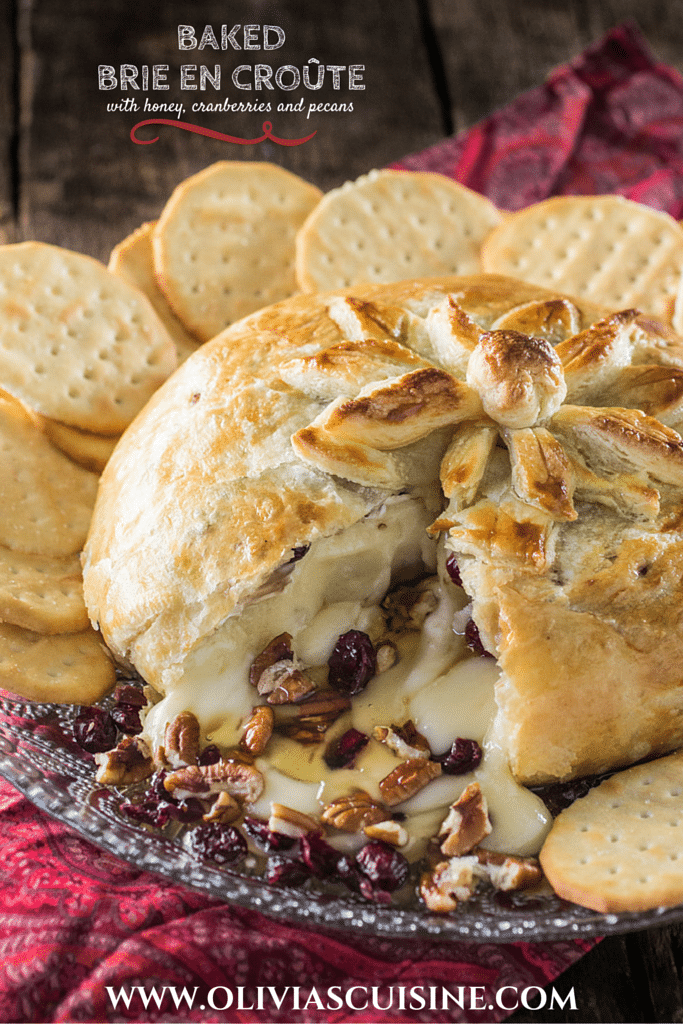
[4, 158, 683, 917]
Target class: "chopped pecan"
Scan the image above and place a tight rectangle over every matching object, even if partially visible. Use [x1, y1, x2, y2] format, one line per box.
[202, 791, 242, 825]
[268, 803, 320, 839]
[275, 691, 351, 743]
[439, 782, 492, 857]
[363, 819, 409, 847]
[419, 856, 481, 913]
[379, 758, 441, 806]
[382, 581, 439, 632]
[240, 705, 274, 755]
[163, 711, 200, 768]
[373, 720, 431, 760]
[95, 736, 153, 785]
[474, 848, 543, 891]
[164, 758, 264, 804]
[260, 664, 316, 704]
[320, 790, 387, 832]
[250, 633, 293, 687]
[375, 641, 398, 673]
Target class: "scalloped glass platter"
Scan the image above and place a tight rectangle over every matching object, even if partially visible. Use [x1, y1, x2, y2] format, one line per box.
[1, 691, 682, 943]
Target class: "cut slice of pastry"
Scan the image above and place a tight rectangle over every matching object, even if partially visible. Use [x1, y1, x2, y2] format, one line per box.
[82, 274, 683, 839]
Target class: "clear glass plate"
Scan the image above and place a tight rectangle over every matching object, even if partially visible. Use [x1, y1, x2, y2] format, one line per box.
[0, 692, 679, 944]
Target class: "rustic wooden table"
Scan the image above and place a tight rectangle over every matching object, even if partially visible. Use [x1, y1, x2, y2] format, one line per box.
[2, 1, 683, 1021]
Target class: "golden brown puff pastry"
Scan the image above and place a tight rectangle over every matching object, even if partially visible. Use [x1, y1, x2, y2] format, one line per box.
[82, 275, 683, 784]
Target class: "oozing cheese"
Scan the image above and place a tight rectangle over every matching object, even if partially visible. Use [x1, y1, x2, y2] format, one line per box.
[143, 495, 551, 859]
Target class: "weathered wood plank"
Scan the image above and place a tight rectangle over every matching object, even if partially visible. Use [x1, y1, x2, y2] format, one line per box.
[0, 1, 17, 244]
[429, 0, 683, 133]
[20, 0, 443, 260]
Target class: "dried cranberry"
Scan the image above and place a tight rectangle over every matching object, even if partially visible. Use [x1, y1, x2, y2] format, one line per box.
[170, 798, 206, 823]
[359, 877, 393, 903]
[289, 545, 310, 563]
[334, 853, 362, 892]
[243, 817, 296, 852]
[73, 707, 117, 753]
[445, 554, 463, 588]
[149, 770, 176, 803]
[110, 703, 143, 735]
[113, 684, 146, 707]
[536, 775, 606, 817]
[327, 630, 377, 696]
[299, 832, 340, 878]
[197, 744, 221, 766]
[121, 800, 174, 828]
[356, 841, 409, 892]
[464, 618, 493, 657]
[434, 737, 482, 775]
[264, 856, 311, 887]
[323, 728, 369, 769]
[186, 824, 247, 865]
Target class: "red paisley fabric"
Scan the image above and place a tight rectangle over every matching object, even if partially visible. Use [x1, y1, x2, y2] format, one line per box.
[0, 776, 595, 1023]
[393, 23, 683, 218]
[2, 21, 680, 1024]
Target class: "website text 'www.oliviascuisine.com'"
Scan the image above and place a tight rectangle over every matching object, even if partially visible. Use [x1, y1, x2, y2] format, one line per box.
[106, 983, 577, 1014]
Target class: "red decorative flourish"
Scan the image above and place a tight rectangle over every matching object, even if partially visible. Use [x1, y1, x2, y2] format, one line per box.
[130, 119, 317, 147]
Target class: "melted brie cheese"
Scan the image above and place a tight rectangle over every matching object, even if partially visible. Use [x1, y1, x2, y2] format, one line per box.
[143, 494, 551, 859]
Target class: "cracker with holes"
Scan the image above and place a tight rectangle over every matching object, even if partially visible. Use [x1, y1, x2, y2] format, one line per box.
[152, 161, 323, 342]
[0, 241, 177, 434]
[109, 221, 200, 365]
[295, 169, 502, 292]
[0, 621, 115, 703]
[0, 546, 89, 634]
[0, 399, 98, 556]
[480, 195, 683, 332]
[540, 752, 683, 912]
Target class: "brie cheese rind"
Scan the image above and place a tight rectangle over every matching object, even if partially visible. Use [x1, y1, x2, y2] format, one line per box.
[82, 274, 683, 818]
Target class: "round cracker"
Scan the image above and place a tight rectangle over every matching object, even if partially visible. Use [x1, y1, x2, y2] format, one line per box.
[0, 545, 89, 634]
[295, 169, 502, 293]
[109, 221, 200, 365]
[480, 195, 683, 330]
[0, 620, 115, 703]
[0, 241, 177, 433]
[38, 415, 120, 474]
[152, 161, 323, 341]
[0, 401, 98, 556]
[540, 751, 683, 913]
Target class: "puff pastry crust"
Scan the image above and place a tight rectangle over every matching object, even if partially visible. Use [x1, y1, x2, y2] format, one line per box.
[82, 275, 683, 784]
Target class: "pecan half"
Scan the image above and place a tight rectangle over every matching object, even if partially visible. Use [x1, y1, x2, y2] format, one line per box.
[202, 791, 242, 825]
[163, 711, 200, 768]
[439, 782, 492, 857]
[474, 848, 543, 891]
[250, 633, 293, 687]
[240, 705, 274, 755]
[373, 720, 431, 760]
[320, 790, 387, 832]
[363, 819, 409, 847]
[95, 736, 153, 785]
[268, 803, 320, 838]
[164, 759, 264, 804]
[419, 856, 481, 913]
[379, 758, 441, 806]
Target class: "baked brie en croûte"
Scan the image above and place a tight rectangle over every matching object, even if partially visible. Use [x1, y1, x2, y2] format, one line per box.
[81, 275, 683, 872]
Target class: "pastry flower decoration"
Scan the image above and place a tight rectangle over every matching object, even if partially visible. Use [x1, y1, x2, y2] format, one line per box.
[285, 293, 683, 565]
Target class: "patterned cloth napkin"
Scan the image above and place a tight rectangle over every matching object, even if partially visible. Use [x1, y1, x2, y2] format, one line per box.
[393, 21, 683, 218]
[2, 21, 681, 1024]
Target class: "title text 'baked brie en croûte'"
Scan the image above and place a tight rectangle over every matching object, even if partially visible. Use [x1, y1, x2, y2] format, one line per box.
[82, 274, 683, 877]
